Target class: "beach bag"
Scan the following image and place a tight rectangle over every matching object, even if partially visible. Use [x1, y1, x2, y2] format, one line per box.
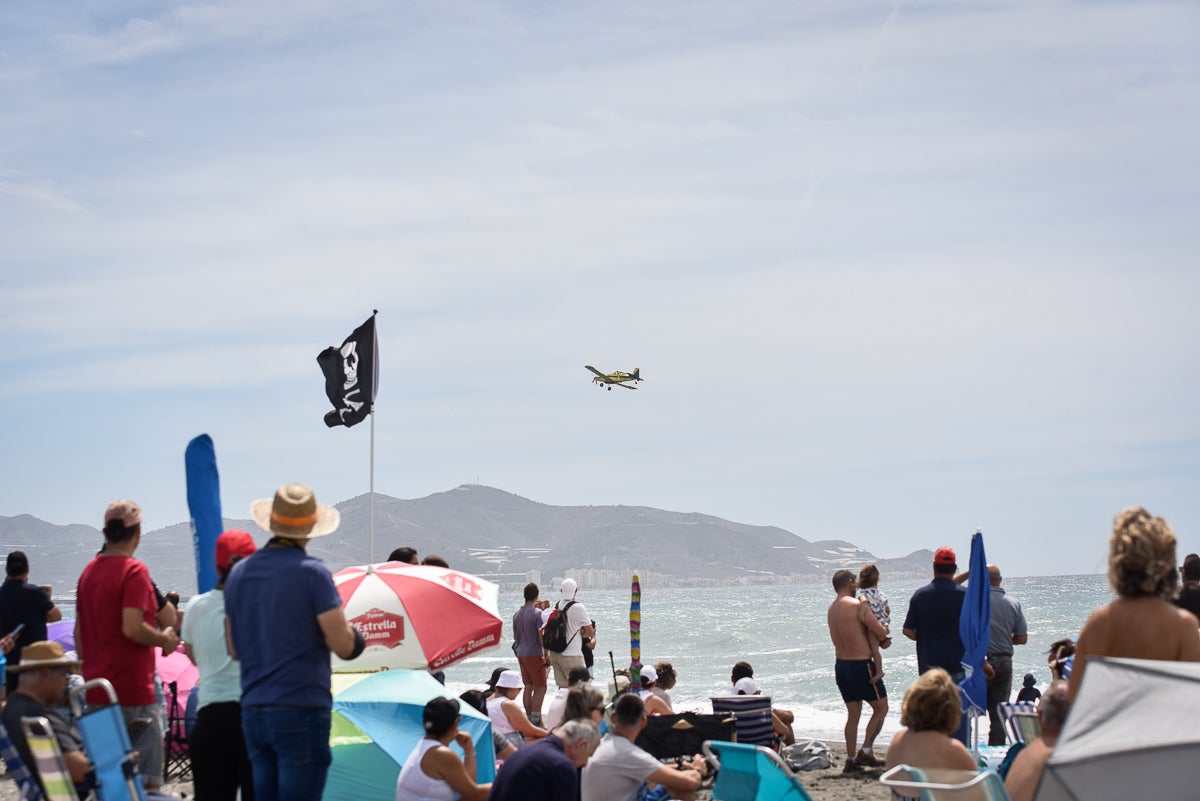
[541, 600, 577, 653]
[634, 713, 736, 760]
[781, 740, 832, 771]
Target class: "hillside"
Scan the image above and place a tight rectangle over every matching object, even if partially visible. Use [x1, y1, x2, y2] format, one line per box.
[0, 485, 933, 598]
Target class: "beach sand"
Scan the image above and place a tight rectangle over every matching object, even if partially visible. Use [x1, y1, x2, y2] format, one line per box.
[1, 743, 893, 800]
[783, 743, 892, 801]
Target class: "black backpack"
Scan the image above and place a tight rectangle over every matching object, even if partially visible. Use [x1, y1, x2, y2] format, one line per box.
[541, 600, 577, 653]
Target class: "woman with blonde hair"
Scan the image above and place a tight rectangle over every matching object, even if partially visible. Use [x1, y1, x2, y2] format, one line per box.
[884, 668, 976, 797]
[560, 684, 607, 728]
[1070, 506, 1200, 699]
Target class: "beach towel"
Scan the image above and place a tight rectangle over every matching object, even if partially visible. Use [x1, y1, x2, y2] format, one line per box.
[781, 740, 832, 772]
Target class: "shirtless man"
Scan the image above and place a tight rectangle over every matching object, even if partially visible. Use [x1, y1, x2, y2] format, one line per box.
[1069, 506, 1200, 700]
[827, 569, 890, 772]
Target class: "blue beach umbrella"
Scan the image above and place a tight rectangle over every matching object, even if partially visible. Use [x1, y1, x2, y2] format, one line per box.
[327, 669, 495, 800]
[958, 530, 990, 737]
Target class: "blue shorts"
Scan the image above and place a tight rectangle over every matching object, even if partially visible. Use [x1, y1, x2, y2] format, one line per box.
[835, 659, 886, 703]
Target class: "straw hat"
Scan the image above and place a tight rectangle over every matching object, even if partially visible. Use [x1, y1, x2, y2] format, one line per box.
[11, 641, 81, 673]
[250, 484, 340, 540]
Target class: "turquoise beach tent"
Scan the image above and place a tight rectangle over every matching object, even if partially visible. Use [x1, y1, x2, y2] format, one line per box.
[325, 669, 495, 801]
[958, 530, 990, 744]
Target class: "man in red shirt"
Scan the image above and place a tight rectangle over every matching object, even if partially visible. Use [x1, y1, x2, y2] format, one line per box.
[75, 500, 180, 792]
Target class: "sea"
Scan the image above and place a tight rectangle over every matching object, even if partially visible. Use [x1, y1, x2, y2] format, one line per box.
[440, 574, 1111, 744]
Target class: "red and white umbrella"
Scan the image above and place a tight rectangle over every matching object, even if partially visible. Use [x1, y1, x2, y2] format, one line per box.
[331, 563, 502, 673]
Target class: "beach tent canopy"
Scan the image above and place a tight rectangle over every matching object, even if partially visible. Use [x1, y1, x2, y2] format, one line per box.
[324, 669, 495, 801]
[1036, 657, 1200, 801]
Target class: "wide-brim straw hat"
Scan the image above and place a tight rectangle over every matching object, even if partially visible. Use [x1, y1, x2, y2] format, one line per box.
[250, 483, 340, 540]
[12, 641, 81, 673]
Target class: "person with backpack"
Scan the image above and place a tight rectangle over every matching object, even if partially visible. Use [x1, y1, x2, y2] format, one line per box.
[542, 579, 594, 689]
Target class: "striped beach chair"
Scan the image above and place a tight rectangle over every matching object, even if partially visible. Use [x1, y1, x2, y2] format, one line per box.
[19, 717, 76, 801]
[998, 701, 1039, 744]
[711, 696, 777, 748]
[0, 717, 47, 801]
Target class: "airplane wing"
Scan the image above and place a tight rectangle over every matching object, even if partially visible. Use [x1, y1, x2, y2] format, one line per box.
[584, 365, 607, 379]
[614, 382, 637, 390]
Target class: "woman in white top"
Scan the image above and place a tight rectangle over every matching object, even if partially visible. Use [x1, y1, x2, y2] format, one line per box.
[637, 665, 673, 716]
[543, 666, 592, 730]
[651, 661, 677, 707]
[486, 670, 548, 748]
[395, 697, 491, 801]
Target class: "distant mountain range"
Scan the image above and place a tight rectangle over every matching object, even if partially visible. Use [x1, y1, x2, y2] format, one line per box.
[0, 484, 934, 599]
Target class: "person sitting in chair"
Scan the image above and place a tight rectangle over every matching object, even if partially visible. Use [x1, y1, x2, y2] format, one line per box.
[720, 662, 796, 745]
[1005, 681, 1070, 801]
[2, 641, 92, 797]
[637, 666, 673, 716]
[581, 693, 705, 801]
[884, 669, 977, 798]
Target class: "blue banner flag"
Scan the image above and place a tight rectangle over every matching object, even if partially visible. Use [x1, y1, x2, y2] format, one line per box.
[185, 434, 223, 594]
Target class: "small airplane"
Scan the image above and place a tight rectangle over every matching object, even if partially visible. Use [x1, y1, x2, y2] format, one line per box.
[585, 365, 643, 390]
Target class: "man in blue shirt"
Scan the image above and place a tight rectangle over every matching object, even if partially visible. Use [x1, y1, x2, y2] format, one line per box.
[225, 484, 365, 801]
[904, 546, 972, 743]
[488, 719, 599, 801]
[903, 547, 966, 676]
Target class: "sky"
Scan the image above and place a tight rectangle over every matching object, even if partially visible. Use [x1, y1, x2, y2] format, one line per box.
[2, 0, 1198, 578]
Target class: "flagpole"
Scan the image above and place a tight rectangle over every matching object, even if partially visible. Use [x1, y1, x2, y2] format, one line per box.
[369, 309, 378, 564]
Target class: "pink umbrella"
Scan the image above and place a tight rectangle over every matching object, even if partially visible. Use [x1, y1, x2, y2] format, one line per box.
[156, 645, 198, 725]
[332, 563, 502, 673]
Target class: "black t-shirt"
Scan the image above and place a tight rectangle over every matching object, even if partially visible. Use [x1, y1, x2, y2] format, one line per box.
[1173, 587, 1200, 622]
[0, 579, 55, 660]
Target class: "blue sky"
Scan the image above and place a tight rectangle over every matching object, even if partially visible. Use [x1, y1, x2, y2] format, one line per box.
[2, 0, 1197, 577]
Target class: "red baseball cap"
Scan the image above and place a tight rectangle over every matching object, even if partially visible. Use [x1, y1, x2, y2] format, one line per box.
[216, 529, 257, 572]
[933, 546, 957, 566]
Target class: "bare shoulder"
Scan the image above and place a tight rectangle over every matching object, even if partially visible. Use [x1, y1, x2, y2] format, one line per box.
[948, 738, 978, 770]
[883, 729, 909, 768]
[1077, 603, 1111, 644]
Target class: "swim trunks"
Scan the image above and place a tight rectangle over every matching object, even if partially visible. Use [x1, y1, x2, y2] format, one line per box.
[835, 658, 886, 703]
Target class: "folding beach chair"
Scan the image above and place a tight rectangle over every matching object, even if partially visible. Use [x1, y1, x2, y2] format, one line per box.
[998, 700, 1041, 746]
[20, 717, 78, 801]
[0, 717, 48, 801]
[701, 740, 814, 801]
[635, 712, 735, 760]
[710, 696, 777, 748]
[879, 764, 1013, 801]
[68, 680, 146, 801]
[162, 682, 192, 781]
